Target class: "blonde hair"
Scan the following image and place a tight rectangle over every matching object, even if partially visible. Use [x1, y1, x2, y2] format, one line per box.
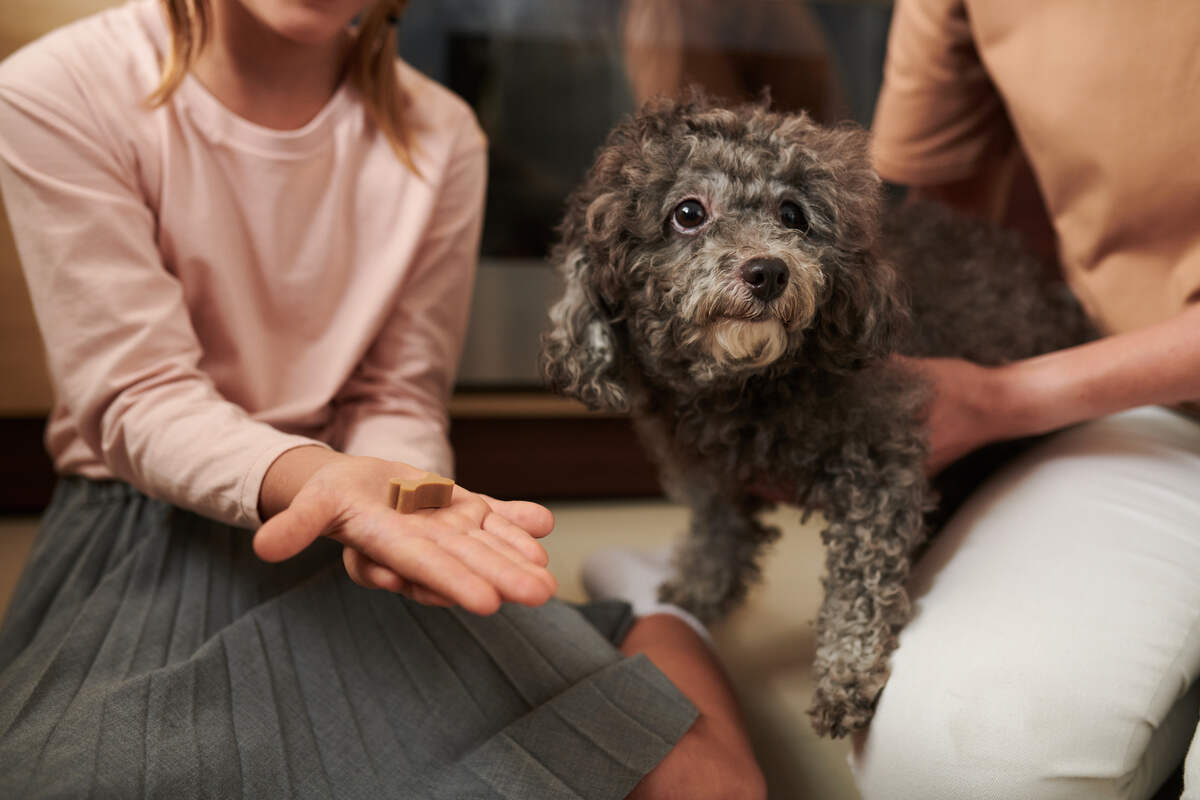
[147, 0, 415, 170]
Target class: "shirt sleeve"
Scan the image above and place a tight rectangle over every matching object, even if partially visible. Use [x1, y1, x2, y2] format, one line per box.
[332, 115, 488, 478]
[0, 69, 324, 529]
[870, 0, 1014, 186]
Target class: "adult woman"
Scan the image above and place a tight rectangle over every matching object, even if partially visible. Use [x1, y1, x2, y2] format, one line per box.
[0, 1, 762, 797]
[852, 1, 1200, 798]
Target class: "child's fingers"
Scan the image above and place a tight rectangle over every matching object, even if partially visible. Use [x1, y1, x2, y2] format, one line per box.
[342, 545, 372, 587]
[408, 583, 456, 607]
[477, 495, 555, 538]
[343, 546, 463, 607]
[430, 527, 556, 607]
[469, 528, 558, 596]
[254, 489, 337, 562]
[343, 547, 408, 593]
[353, 530, 504, 615]
[479, 512, 552, 567]
[457, 512, 549, 567]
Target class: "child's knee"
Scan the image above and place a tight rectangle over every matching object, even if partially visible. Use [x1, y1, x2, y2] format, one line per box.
[629, 715, 766, 800]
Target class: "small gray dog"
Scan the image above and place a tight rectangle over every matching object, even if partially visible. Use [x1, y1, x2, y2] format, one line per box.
[541, 95, 1092, 737]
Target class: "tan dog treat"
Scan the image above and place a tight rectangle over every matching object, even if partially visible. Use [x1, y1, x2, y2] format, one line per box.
[389, 472, 455, 513]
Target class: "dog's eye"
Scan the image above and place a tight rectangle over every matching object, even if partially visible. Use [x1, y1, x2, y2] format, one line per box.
[780, 201, 809, 233]
[671, 199, 708, 232]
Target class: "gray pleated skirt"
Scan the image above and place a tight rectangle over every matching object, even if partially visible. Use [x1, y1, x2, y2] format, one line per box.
[0, 478, 696, 799]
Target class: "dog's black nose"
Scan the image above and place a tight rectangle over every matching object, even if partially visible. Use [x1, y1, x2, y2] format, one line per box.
[740, 257, 788, 302]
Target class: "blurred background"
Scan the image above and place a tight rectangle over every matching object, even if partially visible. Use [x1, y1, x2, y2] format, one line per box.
[401, 0, 891, 389]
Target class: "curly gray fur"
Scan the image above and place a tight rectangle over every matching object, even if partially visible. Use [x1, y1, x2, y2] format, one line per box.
[541, 94, 1093, 738]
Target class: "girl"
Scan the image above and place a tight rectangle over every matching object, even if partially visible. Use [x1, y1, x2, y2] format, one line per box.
[0, 1, 762, 797]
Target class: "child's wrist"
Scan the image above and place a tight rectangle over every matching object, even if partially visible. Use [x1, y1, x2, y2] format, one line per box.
[258, 445, 345, 520]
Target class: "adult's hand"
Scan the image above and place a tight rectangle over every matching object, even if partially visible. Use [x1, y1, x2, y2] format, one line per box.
[253, 448, 557, 615]
[896, 355, 1012, 475]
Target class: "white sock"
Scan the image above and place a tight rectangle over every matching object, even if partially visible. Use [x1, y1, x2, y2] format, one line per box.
[581, 545, 713, 644]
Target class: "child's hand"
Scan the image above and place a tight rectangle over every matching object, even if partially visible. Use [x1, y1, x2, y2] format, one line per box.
[253, 453, 557, 615]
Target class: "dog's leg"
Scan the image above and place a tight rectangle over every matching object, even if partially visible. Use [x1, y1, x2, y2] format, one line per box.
[808, 444, 929, 738]
[657, 491, 779, 624]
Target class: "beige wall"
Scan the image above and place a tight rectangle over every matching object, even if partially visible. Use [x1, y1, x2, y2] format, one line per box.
[0, 1, 122, 414]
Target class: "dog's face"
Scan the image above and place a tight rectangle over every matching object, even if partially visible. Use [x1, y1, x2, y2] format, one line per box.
[542, 97, 904, 411]
[627, 138, 828, 378]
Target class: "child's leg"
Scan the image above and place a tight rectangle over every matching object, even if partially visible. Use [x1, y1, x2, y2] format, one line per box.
[622, 613, 766, 800]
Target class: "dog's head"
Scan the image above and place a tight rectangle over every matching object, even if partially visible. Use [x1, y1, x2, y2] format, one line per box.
[541, 94, 905, 412]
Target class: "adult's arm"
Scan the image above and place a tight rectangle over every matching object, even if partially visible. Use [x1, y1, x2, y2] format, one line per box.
[907, 302, 1200, 473]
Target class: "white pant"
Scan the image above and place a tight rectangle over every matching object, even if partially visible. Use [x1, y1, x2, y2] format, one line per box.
[852, 407, 1200, 800]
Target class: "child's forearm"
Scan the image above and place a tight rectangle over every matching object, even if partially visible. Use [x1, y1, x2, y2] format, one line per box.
[257, 445, 347, 520]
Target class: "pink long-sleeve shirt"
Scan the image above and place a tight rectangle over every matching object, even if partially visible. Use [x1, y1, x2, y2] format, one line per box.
[0, 0, 487, 528]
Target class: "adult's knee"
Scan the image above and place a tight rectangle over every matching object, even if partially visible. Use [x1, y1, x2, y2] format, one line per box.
[848, 411, 1200, 800]
[854, 712, 1074, 800]
[850, 663, 1176, 800]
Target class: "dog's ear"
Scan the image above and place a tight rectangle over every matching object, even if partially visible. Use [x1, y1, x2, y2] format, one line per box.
[542, 98, 692, 410]
[799, 123, 910, 371]
[541, 191, 631, 413]
[807, 242, 908, 372]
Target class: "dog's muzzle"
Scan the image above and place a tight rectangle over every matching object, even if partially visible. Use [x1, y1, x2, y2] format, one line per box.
[681, 251, 821, 376]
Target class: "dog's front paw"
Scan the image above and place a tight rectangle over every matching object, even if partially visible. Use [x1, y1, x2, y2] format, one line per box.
[807, 678, 884, 739]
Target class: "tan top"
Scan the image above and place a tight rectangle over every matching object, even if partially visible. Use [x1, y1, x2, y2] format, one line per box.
[0, 1, 486, 527]
[871, 0, 1200, 336]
